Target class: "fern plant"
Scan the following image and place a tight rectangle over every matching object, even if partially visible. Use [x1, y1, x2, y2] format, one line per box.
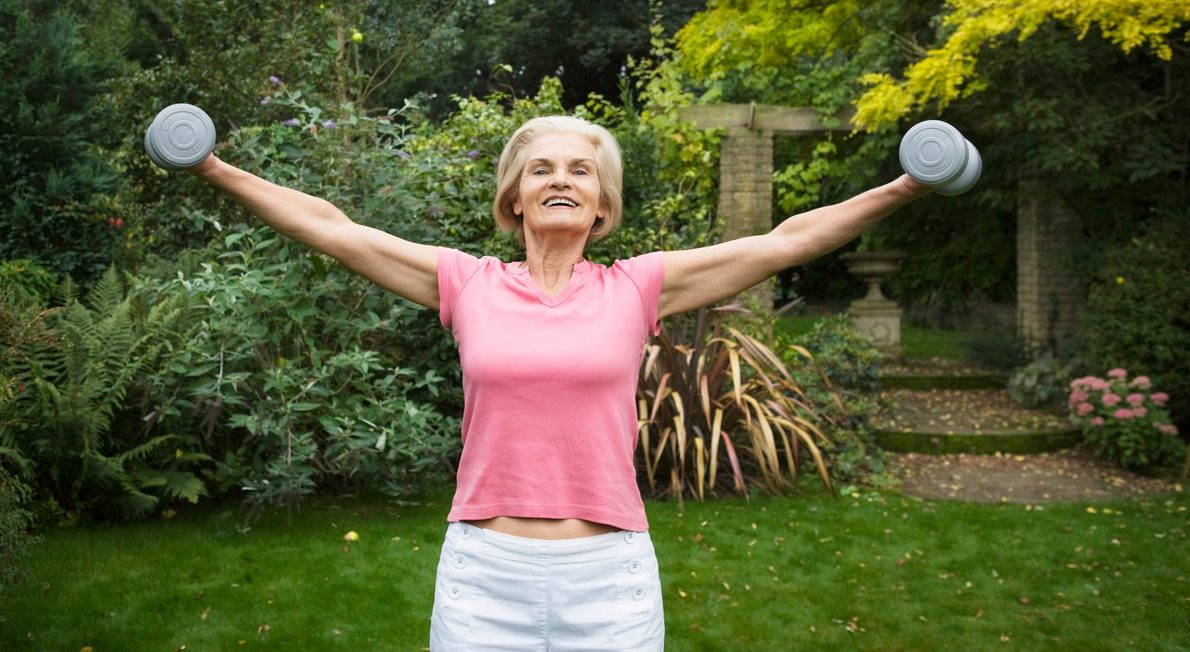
[7, 268, 207, 520]
[637, 305, 840, 501]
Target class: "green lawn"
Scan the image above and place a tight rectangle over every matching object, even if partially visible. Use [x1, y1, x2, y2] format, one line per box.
[4, 488, 1187, 651]
[776, 314, 971, 361]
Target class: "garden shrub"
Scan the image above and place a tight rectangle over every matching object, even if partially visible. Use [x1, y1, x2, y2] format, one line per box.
[778, 314, 887, 483]
[143, 226, 461, 510]
[0, 464, 38, 623]
[3, 268, 207, 521]
[1008, 353, 1071, 411]
[0, 0, 124, 282]
[1076, 217, 1190, 429]
[638, 306, 839, 500]
[0, 260, 56, 305]
[1069, 370, 1184, 471]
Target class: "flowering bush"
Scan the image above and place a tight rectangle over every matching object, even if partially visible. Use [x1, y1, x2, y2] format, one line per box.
[1069, 369, 1184, 470]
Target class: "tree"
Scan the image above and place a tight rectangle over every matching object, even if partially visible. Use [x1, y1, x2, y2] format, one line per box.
[854, 0, 1190, 129]
[376, 0, 708, 117]
[671, 0, 1189, 319]
[0, 0, 123, 281]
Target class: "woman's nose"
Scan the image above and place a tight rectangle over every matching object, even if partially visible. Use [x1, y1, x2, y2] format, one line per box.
[549, 170, 571, 188]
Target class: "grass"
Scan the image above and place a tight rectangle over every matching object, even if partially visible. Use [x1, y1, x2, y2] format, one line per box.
[4, 488, 1188, 651]
[776, 314, 971, 361]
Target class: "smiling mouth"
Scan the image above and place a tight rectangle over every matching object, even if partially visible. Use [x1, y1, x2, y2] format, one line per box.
[544, 197, 578, 208]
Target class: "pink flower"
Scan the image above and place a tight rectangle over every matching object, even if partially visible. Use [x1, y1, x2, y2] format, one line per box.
[1068, 390, 1089, 405]
[1156, 424, 1180, 435]
[1101, 393, 1121, 406]
[1107, 368, 1128, 379]
[1091, 378, 1110, 391]
[1132, 407, 1147, 418]
[1113, 408, 1133, 420]
[1090, 417, 1105, 426]
[1076, 402, 1095, 416]
[1150, 392, 1169, 406]
[1126, 393, 1145, 407]
[1130, 376, 1151, 389]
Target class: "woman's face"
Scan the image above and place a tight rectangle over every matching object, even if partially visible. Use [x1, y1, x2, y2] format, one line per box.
[513, 132, 602, 242]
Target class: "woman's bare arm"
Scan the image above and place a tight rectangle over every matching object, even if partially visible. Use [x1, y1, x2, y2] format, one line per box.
[190, 155, 439, 309]
[658, 175, 931, 318]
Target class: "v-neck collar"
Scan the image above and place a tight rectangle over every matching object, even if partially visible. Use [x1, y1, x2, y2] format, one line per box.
[508, 259, 591, 307]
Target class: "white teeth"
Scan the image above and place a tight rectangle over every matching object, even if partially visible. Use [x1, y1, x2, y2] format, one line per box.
[544, 198, 577, 208]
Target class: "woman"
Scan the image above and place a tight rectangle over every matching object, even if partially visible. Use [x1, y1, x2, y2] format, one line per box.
[189, 115, 930, 649]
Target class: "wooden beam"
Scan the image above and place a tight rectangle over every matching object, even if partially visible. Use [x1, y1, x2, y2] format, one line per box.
[678, 104, 855, 134]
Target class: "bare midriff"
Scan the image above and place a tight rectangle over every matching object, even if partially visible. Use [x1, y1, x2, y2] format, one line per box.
[465, 516, 620, 540]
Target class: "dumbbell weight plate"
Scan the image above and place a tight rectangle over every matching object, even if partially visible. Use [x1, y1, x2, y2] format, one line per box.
[144, 104, 216, 170]
[936, 139, 981, 196]
[899, 120, 968, 186]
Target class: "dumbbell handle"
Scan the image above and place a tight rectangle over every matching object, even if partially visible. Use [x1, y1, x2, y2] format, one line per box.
[144, 104, 216, 171]
[899, 120, 981, 196]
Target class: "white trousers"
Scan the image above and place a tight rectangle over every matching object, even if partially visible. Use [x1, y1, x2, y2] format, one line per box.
[430, 522, 665, 651]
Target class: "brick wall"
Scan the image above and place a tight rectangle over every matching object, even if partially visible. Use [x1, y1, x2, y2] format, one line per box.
[1017, 190, 1085, 350]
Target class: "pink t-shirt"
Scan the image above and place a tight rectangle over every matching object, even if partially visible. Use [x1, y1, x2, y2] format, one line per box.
[437, 247, 665, 532]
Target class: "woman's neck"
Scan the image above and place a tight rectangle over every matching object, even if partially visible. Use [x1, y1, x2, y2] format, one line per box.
[523, 243, 586, 297]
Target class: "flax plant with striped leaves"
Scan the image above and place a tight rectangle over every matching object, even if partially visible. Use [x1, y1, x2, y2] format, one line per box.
[637, 305, 845, 500]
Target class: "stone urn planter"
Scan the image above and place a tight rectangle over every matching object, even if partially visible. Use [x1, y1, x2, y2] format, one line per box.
[840, 251, 905, 356]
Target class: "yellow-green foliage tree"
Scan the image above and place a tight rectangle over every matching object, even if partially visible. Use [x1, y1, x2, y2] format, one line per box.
[676, 0, 1189, 128]
[855, 0, 1190, 128]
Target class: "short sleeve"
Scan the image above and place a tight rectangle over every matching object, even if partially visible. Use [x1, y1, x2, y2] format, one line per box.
[437, 247, 483, 329]
[614, 251, 666, 336]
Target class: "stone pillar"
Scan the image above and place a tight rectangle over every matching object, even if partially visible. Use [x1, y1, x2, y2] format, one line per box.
[718, 128, 774, 310]
[1017, 187, 1084, 351]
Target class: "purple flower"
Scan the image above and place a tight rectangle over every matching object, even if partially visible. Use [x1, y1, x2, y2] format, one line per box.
[269, 75, 282, 86]
[323, 120, 337, 129]
[467, 149, 480, 158]
[396, 150, 412, 159]
[281, 118, 300, 127]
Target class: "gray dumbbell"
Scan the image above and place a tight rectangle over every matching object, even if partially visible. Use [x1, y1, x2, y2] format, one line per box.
[144, 103, 216, 170]
[899, 120, 982, 196]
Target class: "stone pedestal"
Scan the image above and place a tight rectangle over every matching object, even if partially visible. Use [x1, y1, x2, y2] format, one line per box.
[841, 251, 905, 356]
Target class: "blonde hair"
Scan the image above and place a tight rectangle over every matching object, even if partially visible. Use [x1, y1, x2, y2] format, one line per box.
[493, 116, 623, 243]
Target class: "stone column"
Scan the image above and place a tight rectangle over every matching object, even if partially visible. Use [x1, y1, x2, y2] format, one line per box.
[1017, 187, 1084, 351]
[718, 128, 774, 310]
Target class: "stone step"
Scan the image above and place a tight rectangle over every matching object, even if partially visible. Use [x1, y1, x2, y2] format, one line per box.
[879, 358, 1007, 390]
[872, 388, 1079, 455]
